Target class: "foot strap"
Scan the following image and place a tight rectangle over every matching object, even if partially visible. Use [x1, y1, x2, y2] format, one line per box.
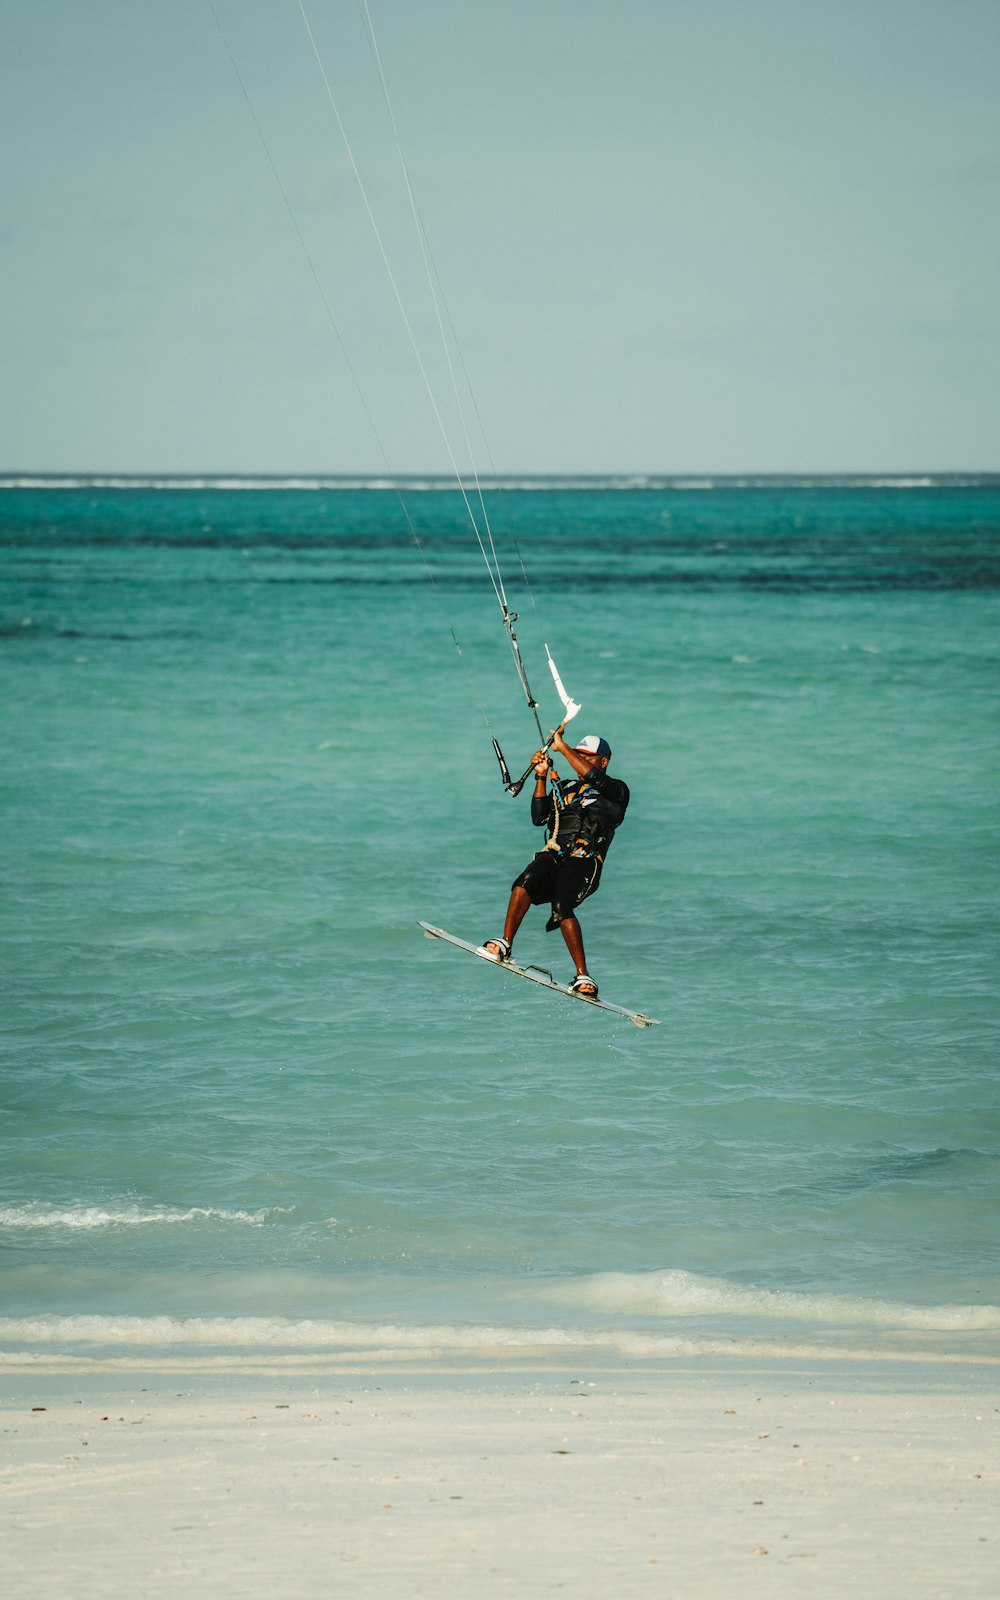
[570, 973, 598, 998]
[479, 936, 511, 962]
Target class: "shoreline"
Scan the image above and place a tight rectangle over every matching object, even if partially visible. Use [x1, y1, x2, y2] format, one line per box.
[4, 1353, 997, 1598]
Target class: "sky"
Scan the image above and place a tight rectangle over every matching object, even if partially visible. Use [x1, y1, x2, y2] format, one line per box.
[2, 0, 998, 475]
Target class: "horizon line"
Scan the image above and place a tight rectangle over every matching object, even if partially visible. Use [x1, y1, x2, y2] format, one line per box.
[3, 469, 999, 488]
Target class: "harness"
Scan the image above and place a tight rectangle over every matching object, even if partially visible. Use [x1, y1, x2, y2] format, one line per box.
[543, 779, 622, 862]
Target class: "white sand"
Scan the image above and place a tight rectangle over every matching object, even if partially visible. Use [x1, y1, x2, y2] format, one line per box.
[2, 1355, 997, 1598]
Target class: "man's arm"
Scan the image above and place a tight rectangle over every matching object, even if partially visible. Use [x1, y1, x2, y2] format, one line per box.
[529, 748, 554, 827]
[549, 730, 629, 815]
[550, 729, 593, 780]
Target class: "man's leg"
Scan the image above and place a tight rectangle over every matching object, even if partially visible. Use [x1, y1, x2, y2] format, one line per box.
[483, 885, 532, 959]
[503, 885, 533, 946]
[558, 914, 588, 978]
[554, 859, 599, 995]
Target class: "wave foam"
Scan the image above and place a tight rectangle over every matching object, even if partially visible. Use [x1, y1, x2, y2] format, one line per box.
[0, 1313, 994, 1368]
[0, 1203, 286, 1231]
[547, 1269, 1000, 1332]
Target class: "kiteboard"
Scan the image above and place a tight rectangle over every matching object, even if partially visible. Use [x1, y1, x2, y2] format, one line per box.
[419, 922, 660, 1028]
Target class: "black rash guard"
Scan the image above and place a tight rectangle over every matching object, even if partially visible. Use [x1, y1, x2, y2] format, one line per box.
[531, 765, 630, 863]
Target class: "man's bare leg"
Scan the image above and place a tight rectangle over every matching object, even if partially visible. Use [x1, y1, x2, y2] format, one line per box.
[503, 886, 533, 946]
[485, 898, 597, 996]
[558, 914, 589, 978]
[483, 886, 532, 959]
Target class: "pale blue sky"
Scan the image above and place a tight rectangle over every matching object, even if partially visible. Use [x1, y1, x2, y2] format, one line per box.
[2, 0, 998, 473]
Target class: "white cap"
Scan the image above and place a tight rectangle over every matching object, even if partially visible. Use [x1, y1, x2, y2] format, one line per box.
[574, 734, 611, 759]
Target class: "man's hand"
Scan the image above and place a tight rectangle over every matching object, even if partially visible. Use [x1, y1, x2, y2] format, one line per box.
[550, 725, 605, 781]
[532, 749, 551, 779]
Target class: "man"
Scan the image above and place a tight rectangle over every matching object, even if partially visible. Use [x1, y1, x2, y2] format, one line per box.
[480, 730, 629, 998]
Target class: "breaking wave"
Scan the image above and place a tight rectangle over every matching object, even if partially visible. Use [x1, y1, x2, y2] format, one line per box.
[542, 1268, 1000, 1333]
[0, 1203, 287, 1231]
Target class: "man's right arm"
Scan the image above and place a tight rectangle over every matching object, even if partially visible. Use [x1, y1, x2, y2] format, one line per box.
[530, 751, 553, 827]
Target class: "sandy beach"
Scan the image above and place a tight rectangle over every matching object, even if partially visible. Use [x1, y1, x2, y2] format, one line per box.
[2, 1353, 996, 1598]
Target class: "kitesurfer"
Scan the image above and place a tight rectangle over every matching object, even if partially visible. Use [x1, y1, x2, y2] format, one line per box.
[480, 732, 629, 998]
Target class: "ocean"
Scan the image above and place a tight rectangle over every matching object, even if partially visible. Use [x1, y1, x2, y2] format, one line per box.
[2, 475, 998, 1365]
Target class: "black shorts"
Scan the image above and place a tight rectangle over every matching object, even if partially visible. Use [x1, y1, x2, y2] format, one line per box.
[512, 850, 603, 930]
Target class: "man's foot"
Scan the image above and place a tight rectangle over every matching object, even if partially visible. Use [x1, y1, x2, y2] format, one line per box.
[479, 937, 511, 963]
[570, 973, 598, 998]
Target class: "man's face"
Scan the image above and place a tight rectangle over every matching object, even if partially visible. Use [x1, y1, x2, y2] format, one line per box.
[574, 749, 609, 772]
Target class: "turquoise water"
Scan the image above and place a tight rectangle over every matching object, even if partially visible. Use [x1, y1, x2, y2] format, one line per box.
[2, 476, 998, 1361]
